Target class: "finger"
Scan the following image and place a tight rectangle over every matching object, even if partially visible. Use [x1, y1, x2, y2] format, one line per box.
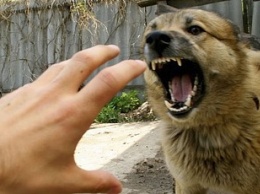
[53, 45, 120, 91]
[79, 59, 146, 120]
[34, 64, 65, 86]
[63, 168, 122, 194]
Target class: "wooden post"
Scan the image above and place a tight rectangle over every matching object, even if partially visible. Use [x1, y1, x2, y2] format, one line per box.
[242, 0, 254, 33]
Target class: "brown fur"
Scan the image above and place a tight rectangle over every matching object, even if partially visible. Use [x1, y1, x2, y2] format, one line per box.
[143, 6, 260, 194]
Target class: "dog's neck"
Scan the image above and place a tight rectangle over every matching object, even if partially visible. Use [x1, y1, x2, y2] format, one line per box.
[162, 109, 259, 151]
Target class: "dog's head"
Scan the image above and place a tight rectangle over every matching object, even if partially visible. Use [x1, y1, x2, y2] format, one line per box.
[143, 6, 259, 126]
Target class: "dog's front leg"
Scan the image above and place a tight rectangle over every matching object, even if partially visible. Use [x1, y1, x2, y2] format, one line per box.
[175, 181, 207, 194]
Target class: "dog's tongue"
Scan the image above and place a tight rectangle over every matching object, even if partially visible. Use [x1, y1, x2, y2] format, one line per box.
[171, 74, 192, 102]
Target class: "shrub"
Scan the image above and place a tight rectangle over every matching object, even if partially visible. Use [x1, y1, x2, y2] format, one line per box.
[110, 90, 141, 113]
[95, 105, 120, 123]
[95, 90, 141, 123]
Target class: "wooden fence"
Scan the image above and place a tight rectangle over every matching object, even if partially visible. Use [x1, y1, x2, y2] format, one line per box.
[0, 0, 259, 92]
[0, 1, 156, 92]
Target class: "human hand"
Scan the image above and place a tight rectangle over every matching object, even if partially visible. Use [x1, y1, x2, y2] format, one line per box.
[0, 45, 146, 194]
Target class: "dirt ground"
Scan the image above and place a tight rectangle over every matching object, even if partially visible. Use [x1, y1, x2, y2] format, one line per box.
[75, 122, 227, 194]
[122, 148, 174, 194]
[121, 149, 221, 194]
[75, 121, 175, 194]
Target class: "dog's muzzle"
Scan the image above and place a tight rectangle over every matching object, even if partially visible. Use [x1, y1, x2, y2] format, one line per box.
[144, 31, 205, 117]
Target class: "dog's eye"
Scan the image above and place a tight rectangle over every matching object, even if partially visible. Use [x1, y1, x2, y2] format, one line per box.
[187, 26, 204, 35]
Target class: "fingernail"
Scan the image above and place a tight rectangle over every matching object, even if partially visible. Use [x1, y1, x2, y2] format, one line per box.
[135, 60, 147, 69]
[107, 45, 120, 52]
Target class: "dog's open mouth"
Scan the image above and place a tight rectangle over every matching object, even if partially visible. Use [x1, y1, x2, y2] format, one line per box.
[149, 57, 205, 116]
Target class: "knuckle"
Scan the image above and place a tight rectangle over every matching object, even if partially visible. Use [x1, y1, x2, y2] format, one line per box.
[72, 50, 95, 65]
[52, 100, 80, 123]
[61, 103, 78, 117]
[48, 63, 64, 71]
[98, 68, 118, 90]
[16, 83, 34, 95]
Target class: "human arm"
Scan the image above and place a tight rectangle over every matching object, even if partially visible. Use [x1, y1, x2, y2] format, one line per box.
[0, 45, 146, 194]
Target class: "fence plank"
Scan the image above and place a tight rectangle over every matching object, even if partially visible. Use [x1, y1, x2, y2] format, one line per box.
[252, 1, 260, 38]
[0, 1, 259, 92]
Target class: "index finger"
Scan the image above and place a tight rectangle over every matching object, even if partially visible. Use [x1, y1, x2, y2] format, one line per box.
[79, 59, 146, 121]
[53, 45, 120, 90]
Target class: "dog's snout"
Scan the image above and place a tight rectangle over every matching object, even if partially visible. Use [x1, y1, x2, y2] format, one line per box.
[146, 31, 172, 51]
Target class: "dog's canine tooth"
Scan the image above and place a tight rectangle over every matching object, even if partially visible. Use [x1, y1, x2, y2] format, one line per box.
[176, 58, 182, 67]
[185, 95, 192, 107]
[151, 61, 156, 70]
[191, 90, 196, 97]
[164, 100, 173, 109]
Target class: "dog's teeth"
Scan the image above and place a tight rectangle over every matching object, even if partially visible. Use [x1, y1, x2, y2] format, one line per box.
[181, 106, 188, 111]
[193, 85, 197, 92]
[192, 76, 199, 92]
[151, 57, 184, 70]
[151, 58, 171, 70]
[164, 100, 173, 109]
[170, 106, 188, 112]
[185, 95, 192, 107]
[161, 58, 165, 63]
[169, 107, 176, 112]
[194, 76, 199, 86]
[151, 61, 156, 70]
[176, 58, 182, 67]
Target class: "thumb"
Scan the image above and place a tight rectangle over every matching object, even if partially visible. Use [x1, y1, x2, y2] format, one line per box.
[67, 167, 122, 194]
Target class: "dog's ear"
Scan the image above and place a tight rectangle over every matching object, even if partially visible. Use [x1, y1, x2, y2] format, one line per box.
[156, 2, 178, 16]
[241, 34, 260, 51]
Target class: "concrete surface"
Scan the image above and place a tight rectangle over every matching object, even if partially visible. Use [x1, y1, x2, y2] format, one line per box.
[74, 121, 169, 194]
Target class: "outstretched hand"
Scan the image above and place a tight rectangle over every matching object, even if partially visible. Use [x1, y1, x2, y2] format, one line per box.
[0, 45, 146, 194]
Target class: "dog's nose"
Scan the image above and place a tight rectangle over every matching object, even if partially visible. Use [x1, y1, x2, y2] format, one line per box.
[146, 31, 171, 51]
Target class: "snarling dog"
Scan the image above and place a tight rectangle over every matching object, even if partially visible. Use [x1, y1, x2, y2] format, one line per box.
[143, 4, 260, 194]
